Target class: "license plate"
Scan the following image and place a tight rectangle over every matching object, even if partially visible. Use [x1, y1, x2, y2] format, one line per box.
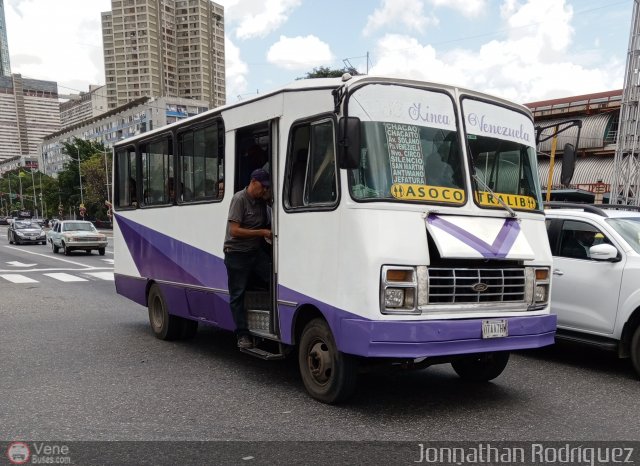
[482, 319, 508, 339]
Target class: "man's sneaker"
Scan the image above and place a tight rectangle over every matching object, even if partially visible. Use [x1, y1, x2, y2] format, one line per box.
[237, 335, 253, 349]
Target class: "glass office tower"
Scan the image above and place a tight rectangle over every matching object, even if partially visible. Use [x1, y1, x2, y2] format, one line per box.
[0, 0, 11, 77]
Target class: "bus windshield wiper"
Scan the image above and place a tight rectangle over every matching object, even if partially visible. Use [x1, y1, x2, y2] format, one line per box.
[472, 173, 517, 218]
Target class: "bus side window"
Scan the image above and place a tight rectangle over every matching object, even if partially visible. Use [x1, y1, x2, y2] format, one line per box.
[285, 118, 337, 209]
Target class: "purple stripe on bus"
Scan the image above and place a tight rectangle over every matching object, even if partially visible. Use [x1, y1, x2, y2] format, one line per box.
[427, 214, 521, 259]
[115, 214, 227, 289]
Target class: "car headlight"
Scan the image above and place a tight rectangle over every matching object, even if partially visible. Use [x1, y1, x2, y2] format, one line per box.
[15, 231, 25, 237]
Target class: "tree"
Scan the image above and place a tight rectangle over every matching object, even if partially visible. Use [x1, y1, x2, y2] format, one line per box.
[58, 137, 111, 220]
[298, 66, 360, 79]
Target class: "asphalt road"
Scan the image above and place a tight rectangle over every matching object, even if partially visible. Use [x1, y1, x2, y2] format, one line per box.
[1, 227, 639, 449]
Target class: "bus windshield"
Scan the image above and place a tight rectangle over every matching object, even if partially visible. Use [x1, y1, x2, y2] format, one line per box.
[347, 84, 466, 205]
[462, 98, 542, 212]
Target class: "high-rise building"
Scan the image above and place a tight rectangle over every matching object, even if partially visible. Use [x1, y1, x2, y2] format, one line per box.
[0, 74, 60, 162]
[101, 0, 225, 111]
[60, 84, 109, 129]
[0, 0, 11, 77]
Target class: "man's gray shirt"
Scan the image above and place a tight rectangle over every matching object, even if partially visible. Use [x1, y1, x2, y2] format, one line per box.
[224, 188, 268, 253]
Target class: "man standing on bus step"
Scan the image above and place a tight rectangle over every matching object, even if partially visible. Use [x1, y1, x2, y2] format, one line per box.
[224, 168, 272, 349]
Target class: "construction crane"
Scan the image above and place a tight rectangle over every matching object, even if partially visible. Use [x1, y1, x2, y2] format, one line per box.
[611, 0, 640, 205]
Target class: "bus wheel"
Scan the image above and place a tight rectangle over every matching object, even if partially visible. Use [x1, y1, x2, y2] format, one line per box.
[451, 351, 510, 382]
[148, 284, 182, 341]
[298, 318, 358, 404]
[630, 326, 640, 378]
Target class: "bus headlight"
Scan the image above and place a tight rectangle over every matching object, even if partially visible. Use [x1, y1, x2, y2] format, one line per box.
[384, 288, 405, 308]
[526, 267, 550, 309]
[380, 266, 419, 314]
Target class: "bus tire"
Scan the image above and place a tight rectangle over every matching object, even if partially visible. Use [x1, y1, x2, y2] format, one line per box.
[148, 284, 182, 341]
[298, 318, 358, 404]
[630, 325, 640, 378]
[451, 351, 510, 382]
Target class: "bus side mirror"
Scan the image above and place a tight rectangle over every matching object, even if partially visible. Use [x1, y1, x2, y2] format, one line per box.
[337, 117, 361, 169]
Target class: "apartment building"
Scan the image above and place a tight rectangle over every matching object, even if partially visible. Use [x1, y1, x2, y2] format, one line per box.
[40, 95, 208, 176]
[60, 85, 109, 129]
[101, 0, 225, 110]
[0, 74, 60, 163]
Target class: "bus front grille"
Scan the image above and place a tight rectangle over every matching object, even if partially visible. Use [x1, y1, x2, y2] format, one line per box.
[427, 267, 526, 304]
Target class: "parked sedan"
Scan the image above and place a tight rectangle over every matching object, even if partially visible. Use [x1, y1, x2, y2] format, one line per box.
[48, 220, 108, 256]
[7, 220, 47, 245]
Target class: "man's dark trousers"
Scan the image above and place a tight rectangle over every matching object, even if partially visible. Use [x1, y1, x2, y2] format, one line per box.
[224, 248, 271, 337]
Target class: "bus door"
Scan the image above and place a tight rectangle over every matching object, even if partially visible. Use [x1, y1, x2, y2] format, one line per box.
[233, 121, 280, 340]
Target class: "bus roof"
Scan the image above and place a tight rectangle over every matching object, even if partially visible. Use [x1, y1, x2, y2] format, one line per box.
[113, 75, 531, 149]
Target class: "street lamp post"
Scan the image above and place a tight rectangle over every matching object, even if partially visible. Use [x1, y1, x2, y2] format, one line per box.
[103, 148, 111, 204]
[30, 168, 38, 218]
[17, 171, 23, 209]
[76, 147, 84, 206]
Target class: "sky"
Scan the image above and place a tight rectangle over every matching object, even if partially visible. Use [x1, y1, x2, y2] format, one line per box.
[2, 0, 634, 106]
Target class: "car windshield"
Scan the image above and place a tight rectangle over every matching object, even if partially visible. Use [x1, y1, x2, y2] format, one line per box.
[347, 84, 466, 205]
[462, 98, 543, 212]
[606, 217, 640, 254]
[15, 222, 39, 229]
[63, 222, 96, 232]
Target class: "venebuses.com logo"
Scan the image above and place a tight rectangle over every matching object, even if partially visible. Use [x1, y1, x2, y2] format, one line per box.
[6, 442, 30, 465]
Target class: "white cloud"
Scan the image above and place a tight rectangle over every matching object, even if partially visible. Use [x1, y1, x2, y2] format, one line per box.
[222, 0, 302, 40]
[370, 0, 623, 103]
[6, 0, 111, 92]
[266, 35, 333, 70]
[225, 37, 249, 100]
[429, 0, 488, 17]
[364, 0, 437, 36]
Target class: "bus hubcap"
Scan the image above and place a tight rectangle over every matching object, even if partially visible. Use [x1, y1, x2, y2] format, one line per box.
[307, 340, 332, 385]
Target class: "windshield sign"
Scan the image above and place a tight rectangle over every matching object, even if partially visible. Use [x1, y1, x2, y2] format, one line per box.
[348, 84, 465, 205]
[462, 98, 542, 212]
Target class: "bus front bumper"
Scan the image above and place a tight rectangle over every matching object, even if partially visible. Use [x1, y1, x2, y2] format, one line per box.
[336, 314, 556, 359]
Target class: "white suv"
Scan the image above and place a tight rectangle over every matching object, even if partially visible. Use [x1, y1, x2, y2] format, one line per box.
[545, 203, 640, 376]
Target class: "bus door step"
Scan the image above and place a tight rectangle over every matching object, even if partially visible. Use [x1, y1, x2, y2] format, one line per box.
[240, 345, 286, 360]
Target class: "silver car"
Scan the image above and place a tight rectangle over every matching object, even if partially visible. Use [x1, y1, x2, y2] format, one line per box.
[48, 220, 108, 256]
[7, 220, 47, 245]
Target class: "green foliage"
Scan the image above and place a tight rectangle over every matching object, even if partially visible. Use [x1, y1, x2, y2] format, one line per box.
[298, 66, 360, 79]
[0, 137, 112, 220]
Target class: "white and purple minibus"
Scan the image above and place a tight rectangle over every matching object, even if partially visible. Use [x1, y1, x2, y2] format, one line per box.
[112, 75, 556, 403]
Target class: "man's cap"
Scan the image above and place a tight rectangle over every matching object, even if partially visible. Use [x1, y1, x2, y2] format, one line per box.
[251, 168, 270, 187]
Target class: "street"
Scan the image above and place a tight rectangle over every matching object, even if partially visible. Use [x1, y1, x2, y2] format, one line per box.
[1, 224, 639, 446]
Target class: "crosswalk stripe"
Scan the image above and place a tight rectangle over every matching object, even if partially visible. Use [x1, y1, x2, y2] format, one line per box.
[0, 274, 38, 283]
[85, 272, 114, 281]
[43, 273, 88, 282]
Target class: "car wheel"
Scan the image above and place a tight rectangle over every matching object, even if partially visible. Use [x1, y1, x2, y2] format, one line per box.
[98, 247, 105, 256]
[451, 351, 510, 382]
[52, 241, 59, 254]
[148, 284, 183, 341]
[630, 326, 640, 378]
[63, 243, 71, 256]
[85, 250, 91, 255]
[298, 318, 358, 404]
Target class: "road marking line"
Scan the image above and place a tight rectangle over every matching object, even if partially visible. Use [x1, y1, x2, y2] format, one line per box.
[4, 245, 98, 267]
[101, 259, 114, 264]
[85, 272, 114, 281]
[0, 274, 38, 283]
[43, 273, 88, 282]
[6, 261, 38, 267]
